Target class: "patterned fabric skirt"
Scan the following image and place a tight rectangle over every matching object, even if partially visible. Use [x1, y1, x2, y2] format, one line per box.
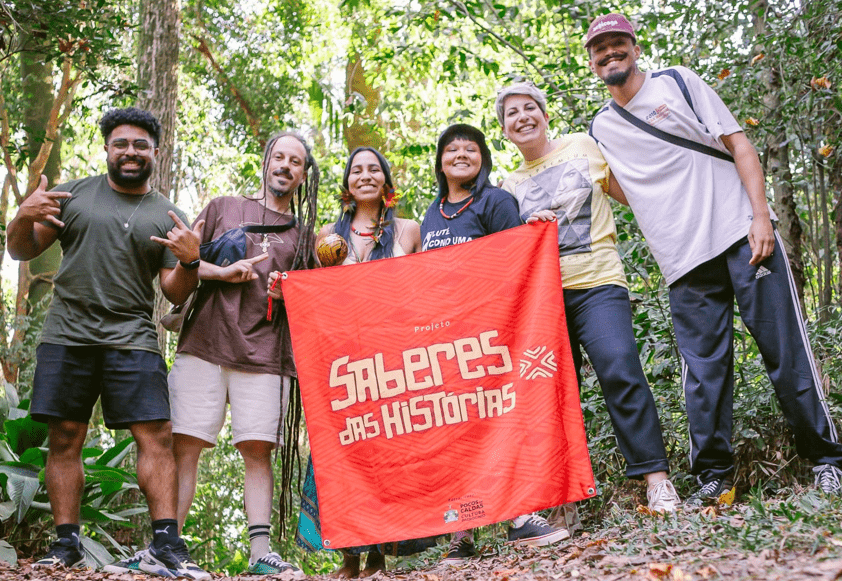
[295, 455, 439, 556]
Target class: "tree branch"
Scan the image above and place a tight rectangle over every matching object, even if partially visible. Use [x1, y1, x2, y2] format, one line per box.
[0, 85, 21, 203]
[445, 0, 563, 95]
[191, 33, 263, 144]
[26, 56, 80, 195]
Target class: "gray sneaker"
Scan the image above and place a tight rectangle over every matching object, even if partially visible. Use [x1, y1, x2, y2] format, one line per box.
[140, 540, 210, 580]
[813, 464, 842, 494]
[507, 514, 569, 547]
[102, 549, 147, 573]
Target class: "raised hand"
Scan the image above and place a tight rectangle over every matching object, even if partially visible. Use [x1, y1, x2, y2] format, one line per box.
[151, 211, 205, 264]
[19, 174, 72, 228]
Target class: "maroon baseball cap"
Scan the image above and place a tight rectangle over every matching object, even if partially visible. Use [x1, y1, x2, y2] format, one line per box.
[584, 13, 636, 48]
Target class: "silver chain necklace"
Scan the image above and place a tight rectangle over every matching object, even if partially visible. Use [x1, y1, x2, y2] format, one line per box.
[119, 191, 151, 229]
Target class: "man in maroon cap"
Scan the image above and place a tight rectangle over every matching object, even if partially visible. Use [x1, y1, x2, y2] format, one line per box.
[586, 13, 842, 506]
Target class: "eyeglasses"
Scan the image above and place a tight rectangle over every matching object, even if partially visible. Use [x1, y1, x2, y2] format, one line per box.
[108, 139, 152, 152]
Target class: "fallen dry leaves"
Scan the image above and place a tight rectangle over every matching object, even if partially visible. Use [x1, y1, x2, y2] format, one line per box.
[6, 524, 842, 581]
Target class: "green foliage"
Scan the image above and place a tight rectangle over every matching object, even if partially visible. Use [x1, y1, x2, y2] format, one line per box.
[4, 0, 842, 572]
[0, 383, 145, 565]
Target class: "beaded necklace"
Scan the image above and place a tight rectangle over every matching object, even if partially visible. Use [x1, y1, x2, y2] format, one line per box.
[439, 196, 474, 220]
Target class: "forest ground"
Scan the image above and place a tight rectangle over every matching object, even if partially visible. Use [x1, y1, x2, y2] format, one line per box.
[6, 485, 842, 581]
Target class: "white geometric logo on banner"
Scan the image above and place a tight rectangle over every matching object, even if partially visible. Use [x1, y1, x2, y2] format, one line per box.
[519, 346, 557, 379]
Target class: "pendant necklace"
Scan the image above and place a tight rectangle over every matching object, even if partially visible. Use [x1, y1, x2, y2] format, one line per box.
[348, 231, 374, 263]
[119, 191, 151, 229]
[439, 195, 474, 220]
[258, 199, 291, 252]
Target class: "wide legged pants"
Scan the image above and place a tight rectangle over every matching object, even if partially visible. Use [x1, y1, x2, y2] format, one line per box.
[669, 233, 842, 481]
[564, 284, 670, 478]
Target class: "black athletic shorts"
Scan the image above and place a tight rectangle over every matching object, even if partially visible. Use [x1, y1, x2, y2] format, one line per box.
[31, 343, 170, 429]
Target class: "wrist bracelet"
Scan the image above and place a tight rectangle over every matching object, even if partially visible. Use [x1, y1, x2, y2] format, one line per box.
[180, 258, 200, 270]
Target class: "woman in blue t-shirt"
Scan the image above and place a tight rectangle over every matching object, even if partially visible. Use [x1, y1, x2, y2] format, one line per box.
[420, 124, 569, 563]
[420, 124, 522, 250]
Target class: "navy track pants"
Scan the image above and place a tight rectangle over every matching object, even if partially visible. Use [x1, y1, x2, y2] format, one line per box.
[669, 233, 842, 481]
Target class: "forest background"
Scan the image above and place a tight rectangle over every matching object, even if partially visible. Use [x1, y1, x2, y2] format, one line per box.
[0, 0, 841, 576]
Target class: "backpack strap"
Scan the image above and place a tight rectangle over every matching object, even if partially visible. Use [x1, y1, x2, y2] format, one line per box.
[609, 101, 734, 163]
[240, 216, 298, 234]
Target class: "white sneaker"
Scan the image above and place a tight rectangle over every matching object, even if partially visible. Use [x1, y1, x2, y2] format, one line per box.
[814, 464, 842, 494]
[647, 479, 680, 513]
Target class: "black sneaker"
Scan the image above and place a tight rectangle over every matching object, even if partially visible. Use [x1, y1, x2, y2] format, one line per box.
[813, 464, 842, 494]
[441, 535, 477, 564]
[139, 540, 210, 580]
[507, 514, 569, 547]
[32, 538, 85, 569]
[102, 549, 147, 573]
[685, 476, 735, 508]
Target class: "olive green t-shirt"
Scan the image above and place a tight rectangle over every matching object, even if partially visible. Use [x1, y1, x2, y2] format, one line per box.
[39, 175, 188, 352]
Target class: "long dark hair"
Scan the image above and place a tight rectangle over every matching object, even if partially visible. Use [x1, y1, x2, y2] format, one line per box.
[435, 123, 493, 201]
[334, 146, 397, 261]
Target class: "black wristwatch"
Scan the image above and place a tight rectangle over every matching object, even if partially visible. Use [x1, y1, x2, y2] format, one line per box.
[180, 258, 200, 270]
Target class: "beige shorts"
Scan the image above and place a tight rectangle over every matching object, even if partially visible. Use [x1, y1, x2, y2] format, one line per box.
[169, 353, 290, 446]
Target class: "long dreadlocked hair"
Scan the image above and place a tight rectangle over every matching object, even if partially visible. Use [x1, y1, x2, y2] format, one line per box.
[260, 131, 320, 537]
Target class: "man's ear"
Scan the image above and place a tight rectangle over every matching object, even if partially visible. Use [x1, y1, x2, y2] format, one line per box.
[153, 147, 160, 159]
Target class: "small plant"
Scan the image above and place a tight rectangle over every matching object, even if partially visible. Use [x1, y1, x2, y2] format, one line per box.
[0, 381, 146, 568]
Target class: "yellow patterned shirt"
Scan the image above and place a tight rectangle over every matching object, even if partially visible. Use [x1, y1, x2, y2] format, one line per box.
[501, 134, 627, 290]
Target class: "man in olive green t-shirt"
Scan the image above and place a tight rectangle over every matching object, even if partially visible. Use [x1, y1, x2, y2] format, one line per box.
[7, 107, 208, 579]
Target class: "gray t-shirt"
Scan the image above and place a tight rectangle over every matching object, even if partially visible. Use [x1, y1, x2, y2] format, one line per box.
[39, 175, 186, 352]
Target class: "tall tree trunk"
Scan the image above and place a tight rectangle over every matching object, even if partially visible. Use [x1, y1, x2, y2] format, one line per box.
[816, 156, 832, 319]
[12, 39, 64, 387]
[136, 0, 180, 354]
[752, 0, 806, 311]
[832, 154, 842, 303]
[21, 43, 62, 309]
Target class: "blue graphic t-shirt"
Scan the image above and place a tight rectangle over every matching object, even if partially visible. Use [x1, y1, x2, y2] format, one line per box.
[420, 186, 522, 251]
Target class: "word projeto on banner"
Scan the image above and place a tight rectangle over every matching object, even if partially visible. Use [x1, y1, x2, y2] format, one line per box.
[330, 329, 516, 445]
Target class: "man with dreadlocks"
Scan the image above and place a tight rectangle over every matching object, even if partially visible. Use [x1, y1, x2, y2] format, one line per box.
[167, 132, 318, 576]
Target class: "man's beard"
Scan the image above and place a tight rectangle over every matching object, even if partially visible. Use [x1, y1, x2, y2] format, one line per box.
[107, 157, 153, 187]
[603, 67, 632, 87]
[268, 169, 297, 197]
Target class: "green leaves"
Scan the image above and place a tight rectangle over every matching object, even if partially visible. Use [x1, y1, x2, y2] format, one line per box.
[1, 463, 39, 523]
[0, 539, 16, 567]
[3, 414, 47, 457]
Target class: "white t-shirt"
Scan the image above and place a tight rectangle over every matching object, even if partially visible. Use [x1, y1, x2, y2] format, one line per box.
[590, 66, 774, 285]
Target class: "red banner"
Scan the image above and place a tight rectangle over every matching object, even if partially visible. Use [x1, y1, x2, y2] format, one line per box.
[282, 222, 595, 549]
